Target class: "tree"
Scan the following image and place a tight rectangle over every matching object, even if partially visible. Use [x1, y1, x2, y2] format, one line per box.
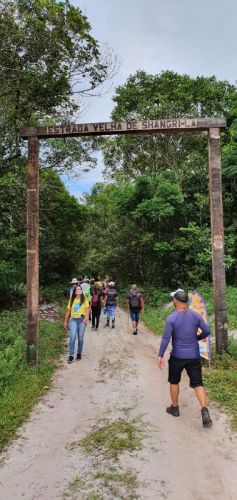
[102, 70, 237, 181]
[0, 166, 88, 306]
[0, 0, 116, 306]
[0, 0, 114, 170]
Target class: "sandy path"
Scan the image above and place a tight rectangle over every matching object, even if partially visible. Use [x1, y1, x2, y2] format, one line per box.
[0, 308, 237, 500]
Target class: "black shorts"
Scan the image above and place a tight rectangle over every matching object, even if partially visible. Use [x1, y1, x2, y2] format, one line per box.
[168, 355, 203, 388]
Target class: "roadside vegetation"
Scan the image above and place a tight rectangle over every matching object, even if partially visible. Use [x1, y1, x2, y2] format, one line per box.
[139, 284, 237, 335]
[0, 308, 64, 451]
[204, 339, 237, 430]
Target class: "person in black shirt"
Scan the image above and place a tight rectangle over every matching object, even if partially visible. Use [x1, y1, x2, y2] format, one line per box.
[104, 281, 118, 328]
[127, 284, 144, 335]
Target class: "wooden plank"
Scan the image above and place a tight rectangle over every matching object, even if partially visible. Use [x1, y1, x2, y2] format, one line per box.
[21, 117, 226, 139]
[208, 127, 228, 353]
[26, 136, 39, 363]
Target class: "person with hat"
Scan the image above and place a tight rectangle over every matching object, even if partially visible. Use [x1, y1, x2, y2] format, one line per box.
[157, 288, 212, 428]
[64, 283, 90, 363]
[68, 278, 79, 299]
[81, 277, 90, 295]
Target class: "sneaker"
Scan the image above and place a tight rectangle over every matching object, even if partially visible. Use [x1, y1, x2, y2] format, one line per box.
[133, 330, 137, 335]
[76, 353, 81, 360]
[201, 407, 212, 428]
[91, 326, 95, 330]
[112, 320, 115, 329]
[106, 321, 109, 327]
[166, 404, 180, 417]
[67, 355, 73, 364]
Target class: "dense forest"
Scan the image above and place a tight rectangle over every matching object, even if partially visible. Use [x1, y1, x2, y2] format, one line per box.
[1, 0, 237, 309]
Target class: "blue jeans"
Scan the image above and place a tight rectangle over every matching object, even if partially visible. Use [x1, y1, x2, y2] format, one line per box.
[69, 317, 87, 356]
[106, 305, 116, 321]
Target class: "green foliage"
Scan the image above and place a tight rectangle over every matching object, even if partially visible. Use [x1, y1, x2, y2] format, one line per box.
[84, 71, 237, 287]
[204, 338, 237, 429]
[0, 168, 88, 307]
[140, 284, 237, 335]
[0, 0, 109, 141]
[0, 307, 64, 450]
[0, 0, 114, 308]
[78, 165, 237, 287]
[103, 70, 236, 180]
[222, 119, 237, 178]
[39, 169, 87, 283]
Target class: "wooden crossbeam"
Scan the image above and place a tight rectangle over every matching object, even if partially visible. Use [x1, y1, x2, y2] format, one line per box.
[21, 117, 226, 139]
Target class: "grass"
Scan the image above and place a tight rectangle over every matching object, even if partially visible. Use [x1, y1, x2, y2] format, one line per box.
[142, 304, 169, 335]
[94, 469, 139, 499]
[79, 417, 144, 459]
[0, 308, 64, 451]
[203, 337, 237, 429]
[95, 469, 137, 487]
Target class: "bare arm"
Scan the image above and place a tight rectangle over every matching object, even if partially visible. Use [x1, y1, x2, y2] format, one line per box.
[83, 307, 90, 325]
[157, 318, 173, 368]
[64, 308, 71, 331]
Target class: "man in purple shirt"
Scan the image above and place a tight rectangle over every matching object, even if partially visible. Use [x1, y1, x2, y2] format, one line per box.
[157, 289, 212, 428]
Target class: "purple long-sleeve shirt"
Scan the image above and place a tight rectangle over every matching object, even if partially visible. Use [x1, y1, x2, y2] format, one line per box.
[158, 309, 210, 359]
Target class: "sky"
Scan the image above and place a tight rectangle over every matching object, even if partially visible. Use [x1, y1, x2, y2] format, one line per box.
[63, 0, 237, 198]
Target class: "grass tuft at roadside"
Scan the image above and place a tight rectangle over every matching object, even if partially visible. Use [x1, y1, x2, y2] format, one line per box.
[203, 338, 237, 429]
[0, 308, 64, 451]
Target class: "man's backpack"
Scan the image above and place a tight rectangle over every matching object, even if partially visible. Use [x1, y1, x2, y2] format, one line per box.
[129, 293, 141, 310]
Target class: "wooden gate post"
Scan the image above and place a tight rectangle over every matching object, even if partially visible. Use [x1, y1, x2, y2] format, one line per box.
[26, 135, 39, 363]
[208, 127, 228, 353]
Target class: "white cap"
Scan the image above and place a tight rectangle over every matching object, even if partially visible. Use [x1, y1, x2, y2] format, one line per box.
[109, 281, 115, 287]
[170, 288, 184, 298]
[70, 277, 78, 284]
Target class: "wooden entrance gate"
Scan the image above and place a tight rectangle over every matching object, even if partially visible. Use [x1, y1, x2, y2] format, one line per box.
[21, 117, 228, 359]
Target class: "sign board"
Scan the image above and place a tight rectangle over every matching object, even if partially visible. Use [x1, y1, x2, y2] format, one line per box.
[21, 117, 226, 139]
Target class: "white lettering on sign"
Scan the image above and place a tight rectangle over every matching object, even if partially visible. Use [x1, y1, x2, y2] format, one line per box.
[46, 119, 198, 136]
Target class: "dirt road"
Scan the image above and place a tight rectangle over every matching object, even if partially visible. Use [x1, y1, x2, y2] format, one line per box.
[0, 308, 237, 500]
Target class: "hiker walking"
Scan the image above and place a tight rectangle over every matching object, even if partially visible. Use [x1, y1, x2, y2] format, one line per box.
[91, 284, 103, 330]
[81, 277, 91, 300]
[101, 280, 108, 318]
[64, 284, 90, 363]
[126, 284, 144, 335]
[157, 288, 212, 428]
[68, 277, 79, 299]
[104, 281, 118, 328]
[81, 277, 92, 319]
